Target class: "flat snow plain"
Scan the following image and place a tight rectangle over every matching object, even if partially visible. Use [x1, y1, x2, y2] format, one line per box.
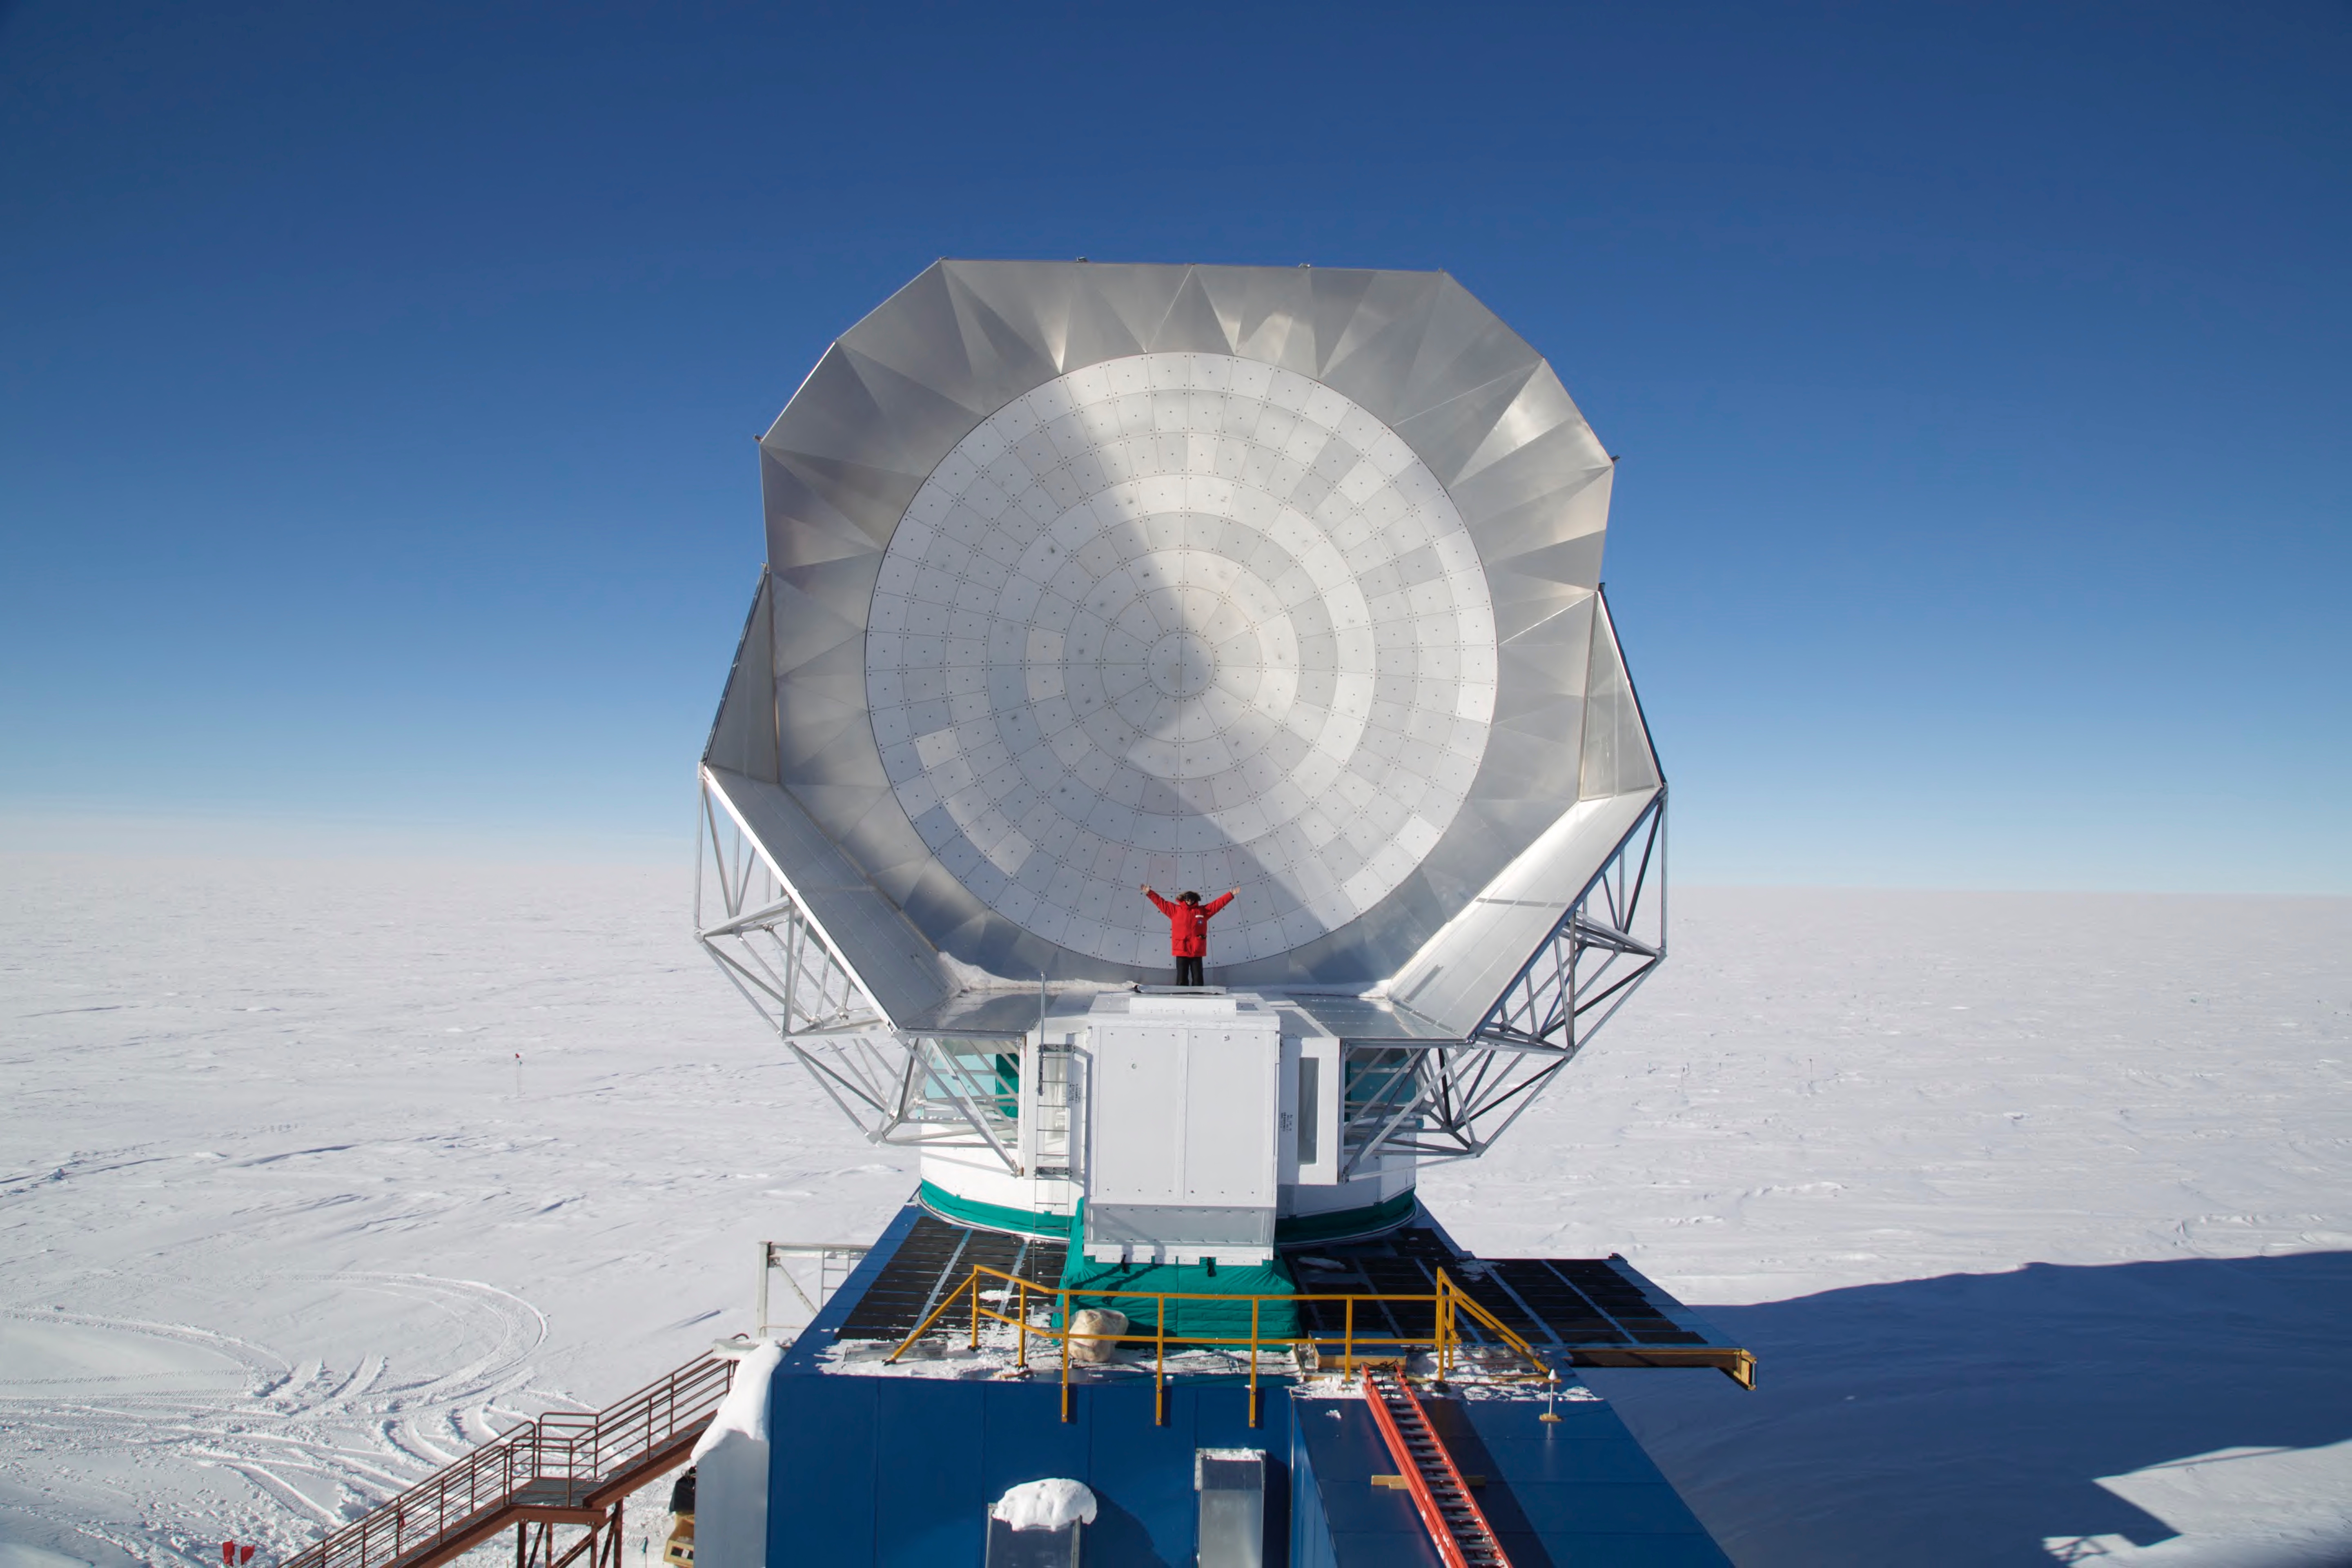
[1, 853, 2345, 1568]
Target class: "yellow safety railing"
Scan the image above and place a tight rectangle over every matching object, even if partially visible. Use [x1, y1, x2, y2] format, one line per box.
[886, 1266, 1548, 1425]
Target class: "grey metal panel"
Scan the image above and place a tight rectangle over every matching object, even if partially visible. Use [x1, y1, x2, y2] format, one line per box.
[1475, 458, 1613, 566]
[1314, 270, 1443, 408]
[745, 261, 1641, 991]
[702, 764, 953, 1029]
[1087, 1203, 1273, 1250]
[703, 571, 778, 783]
[1394, 276, 1546, 424]
[1393, 365, 1543, 490]
[1194, 267, 1316, 372]
[1386, 786, 1661, 1038]
[1145, 267, 1234, 354]
[1580, 590, 1662, 800]
[1280, 994, 1458, 1043]
[898, 987, 1103, 1038]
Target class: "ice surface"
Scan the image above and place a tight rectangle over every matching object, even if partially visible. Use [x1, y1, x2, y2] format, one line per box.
[1, 858, 2345, 1566]
[0, 853, 917, 1566]
[1421, 886, 2352, 1567]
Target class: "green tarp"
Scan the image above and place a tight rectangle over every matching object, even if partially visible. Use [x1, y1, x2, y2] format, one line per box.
[1056, 1252, 1302, 1343]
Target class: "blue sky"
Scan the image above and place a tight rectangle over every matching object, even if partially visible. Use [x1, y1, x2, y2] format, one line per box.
[2, 1, 2344, 889]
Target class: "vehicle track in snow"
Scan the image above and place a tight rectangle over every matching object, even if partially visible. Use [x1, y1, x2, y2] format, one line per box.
[0, 1274, 550, 1563]
[1, 854, 921, 1567]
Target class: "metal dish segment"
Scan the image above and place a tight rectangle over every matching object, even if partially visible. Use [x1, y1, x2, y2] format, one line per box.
[746, 261, 1619, 990]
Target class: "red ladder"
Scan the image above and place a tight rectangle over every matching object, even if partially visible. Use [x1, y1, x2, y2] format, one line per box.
[1359, 1366, 1514, 1568]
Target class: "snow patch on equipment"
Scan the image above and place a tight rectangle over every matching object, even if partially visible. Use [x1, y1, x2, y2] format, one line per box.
[990, 1479, 1098, 1532]
[691, 1341, 780, 1461]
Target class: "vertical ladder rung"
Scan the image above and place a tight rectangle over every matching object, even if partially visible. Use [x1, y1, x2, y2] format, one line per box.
[1359, 1367, 1515, 1568]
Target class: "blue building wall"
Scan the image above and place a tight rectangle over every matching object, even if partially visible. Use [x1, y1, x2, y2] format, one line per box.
[768, 1371, 1295, 1566]
[1288, 1393, 1732, 1568]
[769, 1203, 1302, 1563]
[766, 1205, 1733, 1567]
[766, 1370, 1734, 1567]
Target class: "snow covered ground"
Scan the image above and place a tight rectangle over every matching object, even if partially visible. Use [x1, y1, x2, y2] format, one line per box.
[1420, 887, 2352, 1567]
[2, 855, 2345, 1566]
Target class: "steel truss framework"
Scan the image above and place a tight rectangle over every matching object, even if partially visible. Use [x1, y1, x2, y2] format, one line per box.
[1337, 792, 1667, 1175]
[696, 772, 1022, 1171]
[511, 1513, 624, 1568]
[701, 767, 1664, 1182]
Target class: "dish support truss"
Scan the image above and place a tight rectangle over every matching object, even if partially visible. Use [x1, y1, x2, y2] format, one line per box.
[697, 776, 1024, 1171]
[697, 773, 1662, 1180]
[1339, 793, 1666, 1175]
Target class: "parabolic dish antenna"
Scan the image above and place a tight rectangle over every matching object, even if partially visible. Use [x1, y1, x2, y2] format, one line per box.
[870, 351, 1496, 970]
[699, 263, 1664, 1163]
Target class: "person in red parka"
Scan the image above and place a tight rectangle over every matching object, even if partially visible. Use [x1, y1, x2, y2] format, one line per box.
[1140, 884, 1237, 987]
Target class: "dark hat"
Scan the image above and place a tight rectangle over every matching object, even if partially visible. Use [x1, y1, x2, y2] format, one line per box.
[1180, 891, 1201, 903]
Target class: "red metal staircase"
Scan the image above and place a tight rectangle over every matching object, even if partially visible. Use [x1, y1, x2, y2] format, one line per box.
[282, 1355, 734, 1568]
[1360, 1366, 1515, 1568]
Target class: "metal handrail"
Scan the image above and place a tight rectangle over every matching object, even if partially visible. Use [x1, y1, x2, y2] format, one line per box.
[283, 1355, 736, 1568]
[886, 1265, 1549, 1425]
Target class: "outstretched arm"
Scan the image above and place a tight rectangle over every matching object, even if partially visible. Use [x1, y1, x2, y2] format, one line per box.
[1140, 884, 1176, 916]
[1203, 889, 1238, 917]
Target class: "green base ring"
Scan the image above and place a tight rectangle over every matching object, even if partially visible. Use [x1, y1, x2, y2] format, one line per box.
[914, 1181, 1418, 1247]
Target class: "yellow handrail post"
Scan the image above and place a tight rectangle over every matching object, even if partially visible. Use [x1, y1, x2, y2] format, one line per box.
[1059, 1287, 1073, 1424]
[1435, 1276, 1446, 1377]
[1343, 1297, 1356, 1378]
[1427, 1278, 1437, 1378]
[1017, 1278, 1029, 1371]
[1450, 1279, 1462, 1376]
[1248, 1297, 1261, 1428]
[1432, 1267, 1546, 1378]
[1431, 1277, 1441, 1378]
[1449, 1279, 1461, 1376]
[1155, 1294, 1168, 1427]
[968, 1274, 981, 1352]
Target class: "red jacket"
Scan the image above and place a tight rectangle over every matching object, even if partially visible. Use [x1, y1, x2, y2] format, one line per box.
[1146, 891, 1232, 958]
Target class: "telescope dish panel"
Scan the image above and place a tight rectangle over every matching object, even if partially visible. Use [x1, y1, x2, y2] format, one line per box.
[730, 261, 1642, 996]
[868, 353, 1494, 969]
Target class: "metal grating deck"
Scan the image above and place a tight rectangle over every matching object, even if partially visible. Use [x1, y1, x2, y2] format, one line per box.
[1282, 1225, 1747, 1378]
[832, 1212, 1067, 1341]
[820, 1207, 1750, 1383]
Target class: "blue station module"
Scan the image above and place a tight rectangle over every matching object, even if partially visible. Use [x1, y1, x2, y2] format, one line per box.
[704, 1194, 1751, 1566]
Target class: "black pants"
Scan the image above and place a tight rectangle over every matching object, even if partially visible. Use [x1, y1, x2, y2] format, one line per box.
[1173, 956, 1204, 987]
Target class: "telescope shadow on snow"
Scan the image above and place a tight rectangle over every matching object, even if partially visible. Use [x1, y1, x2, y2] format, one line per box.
[1581, 1251, 2352, 1568]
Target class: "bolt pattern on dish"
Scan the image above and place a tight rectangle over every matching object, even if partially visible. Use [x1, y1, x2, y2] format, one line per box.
[866, 352, 1498, 967]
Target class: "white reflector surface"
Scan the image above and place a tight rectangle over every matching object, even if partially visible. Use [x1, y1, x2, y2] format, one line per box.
[867, 354, 1497, 967]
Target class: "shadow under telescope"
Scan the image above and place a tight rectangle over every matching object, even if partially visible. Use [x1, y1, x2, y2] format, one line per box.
[1579, 1251, 2352, 1568]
